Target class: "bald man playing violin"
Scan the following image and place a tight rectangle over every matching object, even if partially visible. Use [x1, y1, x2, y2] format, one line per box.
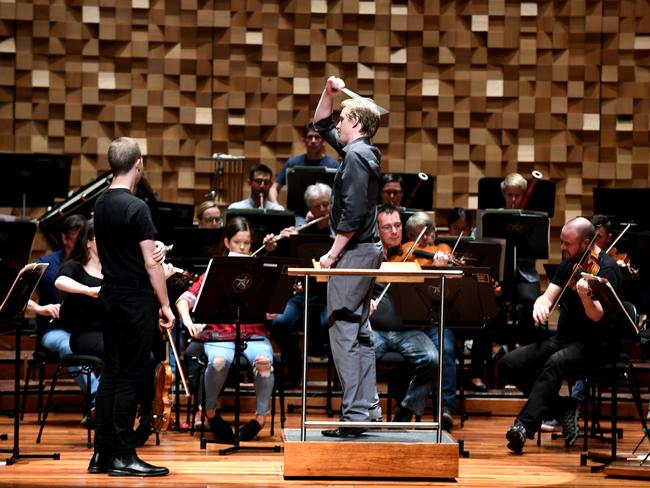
[499, 217, 623, 454]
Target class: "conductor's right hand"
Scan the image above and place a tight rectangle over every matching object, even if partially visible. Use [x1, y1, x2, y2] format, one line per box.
[326, 76, 345, 95]
[159, 304, 175, 330]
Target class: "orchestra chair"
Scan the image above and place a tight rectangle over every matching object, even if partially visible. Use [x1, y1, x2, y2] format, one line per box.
[375, 351, 410, 419]
[580, 301, 648, 468]
[35, 353, 103, 448]
[183, 342, 285, 446]
[20, 342, 59, 424]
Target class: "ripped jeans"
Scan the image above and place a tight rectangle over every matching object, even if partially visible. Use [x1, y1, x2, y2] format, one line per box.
[203, 335, 274, 415]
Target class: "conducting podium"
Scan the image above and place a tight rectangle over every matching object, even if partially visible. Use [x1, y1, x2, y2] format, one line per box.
[283, 263, 463, 480]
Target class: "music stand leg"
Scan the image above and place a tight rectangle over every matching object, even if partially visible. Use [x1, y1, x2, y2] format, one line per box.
[1, 322, 59, 464]
[217, 305, 282, 456]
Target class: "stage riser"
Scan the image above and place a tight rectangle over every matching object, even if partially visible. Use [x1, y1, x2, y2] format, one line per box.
[283, 429, 459, 479]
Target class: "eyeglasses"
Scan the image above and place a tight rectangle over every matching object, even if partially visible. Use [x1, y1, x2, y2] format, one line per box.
[252, 178, 271, 185]
[381, 189, 403, 196]
[379, 223, 402, 232]
[202, 216, 223, 225]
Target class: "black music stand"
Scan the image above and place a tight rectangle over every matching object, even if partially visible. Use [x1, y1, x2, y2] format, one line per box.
[391, 267, 498, 329]
[286, 166, 336, 217]
[0, 263, 60, 464]
[478, 209, 549, 280]
[477, 176, 556, 217]
[435, 237, 506, 282]
[192, 256, 294, 455]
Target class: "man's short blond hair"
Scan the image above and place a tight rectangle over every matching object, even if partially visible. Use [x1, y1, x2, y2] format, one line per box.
[341, 98, 380, 138]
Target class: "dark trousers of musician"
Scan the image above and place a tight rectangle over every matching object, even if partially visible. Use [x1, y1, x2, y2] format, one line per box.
[499, 335, 615, 436]
[94, 284, 158, 455]
[327, 242, 383, 422]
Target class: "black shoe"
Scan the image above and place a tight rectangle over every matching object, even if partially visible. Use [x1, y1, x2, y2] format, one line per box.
[321, 427, 367, 438]
[107, 453, 169, 477]
[239, 419, 263, 441]
[391, 406, 413, 423]
[560, 403, 580, 447]
[208, 413, 234, 444]
[506, 424, 527, 454]
[441, 410, 454, 431]
[467, 378, 489, 392]
[87, 451, 111, 474]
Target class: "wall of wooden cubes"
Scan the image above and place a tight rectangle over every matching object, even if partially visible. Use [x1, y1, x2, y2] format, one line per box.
[1, 0, 649, 259]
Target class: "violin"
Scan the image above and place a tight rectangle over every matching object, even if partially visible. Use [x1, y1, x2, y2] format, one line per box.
[405, 242, 453, 266]
[604, 223, 639, 278]
[150, 328, 190, 433]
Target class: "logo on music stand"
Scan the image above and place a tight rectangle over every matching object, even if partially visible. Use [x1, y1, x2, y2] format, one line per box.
[232, 274, 252, 293]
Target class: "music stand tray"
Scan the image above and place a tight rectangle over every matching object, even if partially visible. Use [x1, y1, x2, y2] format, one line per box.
[192, 256, 296, 455]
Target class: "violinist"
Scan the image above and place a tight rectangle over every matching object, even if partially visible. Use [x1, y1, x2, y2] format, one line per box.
[447, 207, 474, 238]
[379, 173, 405, 207]
[401, 212, 451, 266]
[371, 204, 457, 429]
[176, 217, 277, 444]
[500, 217, 623, 454]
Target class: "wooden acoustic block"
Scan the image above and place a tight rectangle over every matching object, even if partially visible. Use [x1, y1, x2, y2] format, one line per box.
[283, 428, 458, 480]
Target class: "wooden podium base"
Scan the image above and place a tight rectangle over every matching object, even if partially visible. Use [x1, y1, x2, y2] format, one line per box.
[282, 428, 459, 480]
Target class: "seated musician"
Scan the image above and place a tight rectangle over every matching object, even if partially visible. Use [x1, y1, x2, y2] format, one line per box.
[379, 173, 405, 207]
[271, 183, 332, 387]
[54, 219, 104, 358]
[176, 217, 277, 443]
[196, 200, 223, 229]
[403, 212, 452, 266]
[26, 214, 100, 405]
[228, 164, 285, 211]
[501, 172, 541, 346]
[447, 207, 475, 238]
[500, 217, 623, 453]
[372, 204, 456, 430]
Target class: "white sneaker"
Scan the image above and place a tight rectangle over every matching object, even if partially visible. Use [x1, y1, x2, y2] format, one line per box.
[540, 419, 562, 433]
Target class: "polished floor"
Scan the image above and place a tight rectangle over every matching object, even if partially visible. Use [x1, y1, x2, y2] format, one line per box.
[1, 408, 650, 487]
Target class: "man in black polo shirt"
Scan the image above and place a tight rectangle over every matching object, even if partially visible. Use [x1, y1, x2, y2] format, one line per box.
[314, 76, 384, 437]
[89, 137, 175, 476]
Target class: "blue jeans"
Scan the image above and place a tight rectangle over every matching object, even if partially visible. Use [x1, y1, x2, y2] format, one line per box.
[41, 328, 99, 397]
[424, 326, 457, 413]
[373, 329, 436, 416]
[203, 335, 274, 415]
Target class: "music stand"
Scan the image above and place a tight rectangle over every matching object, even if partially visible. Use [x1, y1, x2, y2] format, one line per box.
[478, 209, 550, 280]
[593, 188, 650, 229]
[0, 263, 60, 464]
[192, 256, 295, 455]
[286, 166, 336, 217]
[0, 220, 38, 301]
[435, 237, 506, 282]
[477, 176, 556, 217]
[391, 267, 498, 330]
[0, 152, 71, 215]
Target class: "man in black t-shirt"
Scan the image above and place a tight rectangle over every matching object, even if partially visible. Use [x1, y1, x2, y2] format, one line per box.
[89, 137, 175, 477]
[500, 217, 622, 454]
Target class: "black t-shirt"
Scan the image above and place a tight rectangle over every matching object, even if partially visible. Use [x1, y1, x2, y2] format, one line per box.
[58, 261, 103, 335]
[551, 250, 622, 343]
[94, 188, 157, 285]
[370, 282, 407, 331]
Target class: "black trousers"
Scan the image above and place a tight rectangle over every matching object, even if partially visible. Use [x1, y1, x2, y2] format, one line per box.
[94, 285, 158, 456]
[71, 331, 104, 359]
[498, 336, 589, 436]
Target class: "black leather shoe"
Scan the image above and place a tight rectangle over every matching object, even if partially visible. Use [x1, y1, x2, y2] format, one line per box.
[208, 413, 234, 444]
[441, 410, 454, 431]
[239, 419, 262, 442]
[108, 453, 169, 477]
[505, 424, 527, 454]
[391, 406, 413, 423]
[321, 427, 366, 438]
[87, 451, 111, 474]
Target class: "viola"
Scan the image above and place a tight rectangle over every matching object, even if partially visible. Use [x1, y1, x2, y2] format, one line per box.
[403, 242, 452, 266]
[607, 247, 639, 278]
[569, 247, 600, 291]
[151, 360, 174, 432]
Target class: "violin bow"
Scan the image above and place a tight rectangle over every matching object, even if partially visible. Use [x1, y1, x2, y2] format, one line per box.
[373, 225, 428, 307]
[605, 222, 631, 255]
[166, 328, 190, 398]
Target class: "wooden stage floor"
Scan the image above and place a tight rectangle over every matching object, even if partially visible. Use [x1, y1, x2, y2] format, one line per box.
[1, 410, 649, 487]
